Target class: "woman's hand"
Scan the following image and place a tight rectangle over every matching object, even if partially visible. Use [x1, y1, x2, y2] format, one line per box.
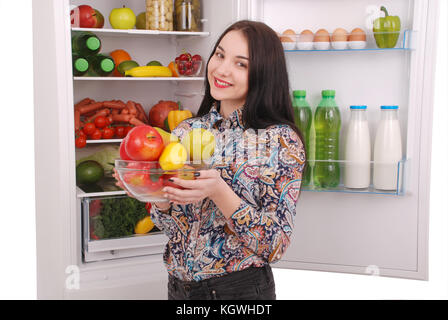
[163, 169, 225, 205]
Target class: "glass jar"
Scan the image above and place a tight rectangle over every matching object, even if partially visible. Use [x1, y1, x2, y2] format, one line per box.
[174, 0, 202, 32]
[146, 0, 174, 31]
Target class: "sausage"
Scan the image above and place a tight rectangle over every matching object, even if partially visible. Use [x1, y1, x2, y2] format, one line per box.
[86, 108, 110, 122]
[134, 103, 149, 124]
[74, 110, 81, 131]
[74, 98, 92, 109]
[112, 114, 132, 123]
[129, 117, 147, 127]
[126, 101, 138, 115]
[77, 102, 104, 115]
[103, 100, 126, 109]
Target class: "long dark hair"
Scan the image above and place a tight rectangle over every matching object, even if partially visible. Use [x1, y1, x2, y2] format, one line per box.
[197, 20, 303, 140]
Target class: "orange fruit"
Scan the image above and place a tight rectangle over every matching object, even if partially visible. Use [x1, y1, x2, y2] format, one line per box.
[168, 61, 179, 77]
[110, 49, 132, 77]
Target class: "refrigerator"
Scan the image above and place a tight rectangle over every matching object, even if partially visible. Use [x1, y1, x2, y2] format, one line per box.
[33, 0, 440, 299]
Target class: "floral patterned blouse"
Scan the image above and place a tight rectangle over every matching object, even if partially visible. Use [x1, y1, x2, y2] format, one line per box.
[150, 103, 305, 281]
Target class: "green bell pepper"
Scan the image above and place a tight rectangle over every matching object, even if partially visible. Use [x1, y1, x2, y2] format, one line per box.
[373, 6, 401, 48]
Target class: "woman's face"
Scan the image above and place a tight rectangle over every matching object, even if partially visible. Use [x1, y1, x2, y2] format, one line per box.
[207, 30, 249, 109]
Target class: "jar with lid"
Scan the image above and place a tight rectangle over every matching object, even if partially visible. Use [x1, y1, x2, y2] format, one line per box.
[146, 0, 174, 31]
[174, 0, 202, 32]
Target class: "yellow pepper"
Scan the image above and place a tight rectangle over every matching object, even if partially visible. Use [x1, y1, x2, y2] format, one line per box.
[167, 106, 193, 131]
[159, 142, 188, 171]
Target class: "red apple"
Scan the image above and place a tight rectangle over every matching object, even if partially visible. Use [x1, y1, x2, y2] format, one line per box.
[119, 138, 132, 160]
[70, 5, 97, 28]
[125, 126, 164, 161]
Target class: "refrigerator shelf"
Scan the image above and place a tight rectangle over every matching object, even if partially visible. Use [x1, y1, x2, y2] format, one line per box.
[86, 139, 122, 144]
[71, 27, 210, 39]
[74, 77, 205, 81]
[300, 159, 406, 196]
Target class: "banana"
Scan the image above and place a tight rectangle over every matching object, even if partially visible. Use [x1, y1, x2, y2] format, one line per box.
[125, 66, 173, 77]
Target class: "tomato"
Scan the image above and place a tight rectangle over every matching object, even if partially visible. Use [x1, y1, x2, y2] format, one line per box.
[94, 116, 107, 129]
[145, 202, 152, 214]
[102, 127, 114, 139]
[89, 199, 102, 217]
[115, 126, 126, 138]
[124, 126, 133, 136]
[125, 126, 164, 161]
[75, 136, 87, 148]
[83, 122, 96, 135]
[91, 128, 102, 140]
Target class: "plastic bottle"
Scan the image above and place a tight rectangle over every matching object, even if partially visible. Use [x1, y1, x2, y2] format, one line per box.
[313, 90, 341, 188]
[72, 53, 89, 77]
[292, 90, 312, 186]
[72, 31, 101, 57]
[87, 54, 115, 77]
[373, 106, 402, 190]
[344, 106, 371, 188]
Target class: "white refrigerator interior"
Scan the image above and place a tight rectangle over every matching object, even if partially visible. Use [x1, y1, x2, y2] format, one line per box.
[33, 0, 439, 299]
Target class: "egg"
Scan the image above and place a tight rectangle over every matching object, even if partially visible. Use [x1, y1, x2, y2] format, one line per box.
[349, 28, 366, 41]
[331, 28, 348, 42]
[280, 29, 296, 42]
[314, 29, 330, 42]
[299, 29, 314, 42]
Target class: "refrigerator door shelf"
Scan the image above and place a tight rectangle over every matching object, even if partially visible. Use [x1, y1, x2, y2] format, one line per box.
[302, 159, 406, 196]
[284, 30, 417, 52]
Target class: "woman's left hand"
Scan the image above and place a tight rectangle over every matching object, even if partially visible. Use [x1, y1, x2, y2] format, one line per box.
[162, 169, 225, 205]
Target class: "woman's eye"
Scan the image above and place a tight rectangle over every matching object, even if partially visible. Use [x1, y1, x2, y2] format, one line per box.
[215, 52, 224, 59]
[237, 62, 247, 68]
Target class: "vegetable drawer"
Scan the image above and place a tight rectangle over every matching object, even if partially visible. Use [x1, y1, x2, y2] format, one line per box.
[82, 195, 167, 262]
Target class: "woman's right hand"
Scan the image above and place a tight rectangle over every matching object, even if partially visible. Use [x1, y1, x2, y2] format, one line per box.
[112, 168, 171, 211]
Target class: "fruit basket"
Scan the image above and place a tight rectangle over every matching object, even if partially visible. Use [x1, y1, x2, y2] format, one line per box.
[115, 159, 211, 202]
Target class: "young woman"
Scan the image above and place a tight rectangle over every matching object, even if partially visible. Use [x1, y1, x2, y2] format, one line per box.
[116, 20, 305, 300]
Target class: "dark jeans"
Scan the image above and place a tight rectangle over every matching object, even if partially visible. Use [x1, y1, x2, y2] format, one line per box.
[168, 265, 276, 300]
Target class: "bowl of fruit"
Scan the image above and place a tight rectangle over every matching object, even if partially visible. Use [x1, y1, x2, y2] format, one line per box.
[115, 125, 216, 202]
[115, 159, 210, 202]
[175, 52, 202, 77]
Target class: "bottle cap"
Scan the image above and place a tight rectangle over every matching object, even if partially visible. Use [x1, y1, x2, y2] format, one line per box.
[350, 105, 367, 109]
[322, 90, 335, 97]
[86, 37, 101, 51]
[381, 105, 399, 110]
[101, 58, 115, 72]
[293, 90, 306, 98]
[74, 58, 89, 72]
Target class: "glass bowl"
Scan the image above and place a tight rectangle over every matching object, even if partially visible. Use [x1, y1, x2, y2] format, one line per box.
[176, 60, 202, 77]
[115, 159, 210, 202]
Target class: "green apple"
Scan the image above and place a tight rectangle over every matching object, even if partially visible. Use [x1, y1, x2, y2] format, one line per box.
[109, 6, 136, 29]
[136, 12, 146, 30]
[93, 9, 104, 28]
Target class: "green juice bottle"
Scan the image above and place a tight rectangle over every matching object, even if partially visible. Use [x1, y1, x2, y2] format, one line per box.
[72, 31, 101, 57]
[72, 53, 89, 76]
[292, 90, 312, 186]
[313, 90, 341, 188]
[87, 54, 115, 77]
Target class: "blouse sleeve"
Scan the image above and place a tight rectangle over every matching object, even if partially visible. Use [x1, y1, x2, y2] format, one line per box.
[226, 125, 305, 263]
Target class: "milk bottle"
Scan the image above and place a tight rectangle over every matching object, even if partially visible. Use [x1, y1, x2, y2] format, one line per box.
[344, 106, 371, 188]
[373, 106, 402, 190]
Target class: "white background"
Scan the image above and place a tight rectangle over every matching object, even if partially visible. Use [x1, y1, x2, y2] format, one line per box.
[0, 0, 446, 299]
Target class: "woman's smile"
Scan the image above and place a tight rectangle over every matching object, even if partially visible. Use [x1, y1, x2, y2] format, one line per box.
[213, 77, 233, 88]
